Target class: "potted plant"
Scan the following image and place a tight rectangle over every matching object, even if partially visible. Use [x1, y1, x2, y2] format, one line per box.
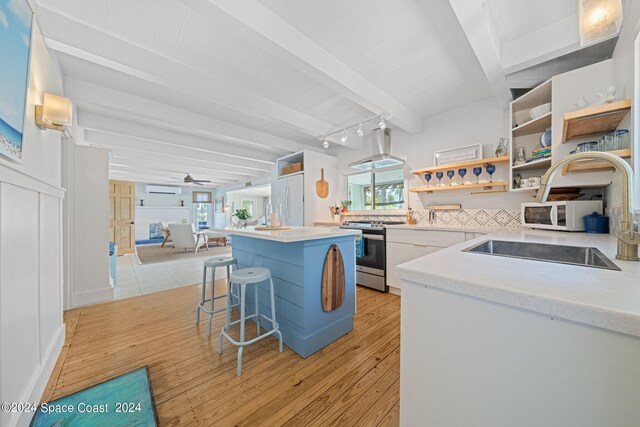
[340, 200, 352, 213]
[233, 208, 251, 226]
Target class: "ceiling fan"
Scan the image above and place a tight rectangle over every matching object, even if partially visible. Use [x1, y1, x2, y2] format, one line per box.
[176, 173, 211, 186]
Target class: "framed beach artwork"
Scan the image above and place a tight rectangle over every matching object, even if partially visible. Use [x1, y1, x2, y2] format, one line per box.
[0, 0, 34, 162]
[215, 196, 224, 213]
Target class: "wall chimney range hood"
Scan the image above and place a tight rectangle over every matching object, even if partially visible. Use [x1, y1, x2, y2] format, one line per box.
[348, 128, 405, 170]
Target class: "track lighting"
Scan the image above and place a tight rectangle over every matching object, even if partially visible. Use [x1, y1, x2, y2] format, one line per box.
[323, 138, 330, 149]
[378, 115, 387, 130]
[340, 130, 348, 143]
[357, 123, 364, 137]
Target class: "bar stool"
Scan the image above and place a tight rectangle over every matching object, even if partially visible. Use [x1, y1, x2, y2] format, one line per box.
[219, 267, 283, 376]
[196, 256, 238, 336]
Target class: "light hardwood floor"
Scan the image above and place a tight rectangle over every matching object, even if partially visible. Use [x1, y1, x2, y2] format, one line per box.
[43, 281, 401, 426]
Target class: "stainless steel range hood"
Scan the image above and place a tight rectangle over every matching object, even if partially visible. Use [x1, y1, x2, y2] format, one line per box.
[348, 128, 405, 170]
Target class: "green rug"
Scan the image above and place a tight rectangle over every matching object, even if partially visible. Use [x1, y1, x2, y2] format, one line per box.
[31, 367, 157, 426]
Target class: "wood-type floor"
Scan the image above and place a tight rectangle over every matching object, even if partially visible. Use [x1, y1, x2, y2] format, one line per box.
[43, 280, 401, 426]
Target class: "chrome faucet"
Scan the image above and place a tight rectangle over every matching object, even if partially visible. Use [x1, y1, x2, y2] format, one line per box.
[536, 151, 639, 261]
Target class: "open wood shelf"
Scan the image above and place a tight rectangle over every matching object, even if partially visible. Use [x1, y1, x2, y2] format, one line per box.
[410, 181, 509, 193]
[512, 112, 551, 137]
[561, 99, 631, 143]
[411, 156, 509, 175]
[512, 157, 552, 171]
[561, 149, 632, 175]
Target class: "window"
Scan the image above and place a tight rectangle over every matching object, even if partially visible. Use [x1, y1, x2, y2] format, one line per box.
[241, 199, 256, 218]
[192, 191, 212, 229]
[348, 168, 404, 210]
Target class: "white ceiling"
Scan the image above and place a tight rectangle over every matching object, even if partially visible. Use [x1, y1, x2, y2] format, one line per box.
[32, 0, 621, 187]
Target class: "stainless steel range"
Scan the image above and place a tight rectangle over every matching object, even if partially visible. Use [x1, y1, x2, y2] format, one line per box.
[339, 220, 404, 292]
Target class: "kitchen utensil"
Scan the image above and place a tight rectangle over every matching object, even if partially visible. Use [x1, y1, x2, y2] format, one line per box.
[458, 168, 467, 185]
[583, 212, 609, 234]
[447, 170, 455, 186]
[539, 128, 552, 148]
[316, 168, 329, 198]
[513, 173, 522, 188]
[528, 177, 541, 188]
[254, 225, 292, 231]
[486, 164, 496, 183]
[424, 172, 432, 188]
[473, 167, 482, 183]
[321, 244, 345, 312]
[577, 141, 598, 152]
[529, 103, 551, 120]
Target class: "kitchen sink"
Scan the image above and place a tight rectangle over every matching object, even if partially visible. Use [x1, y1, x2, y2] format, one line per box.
[462, 240, 621, 271]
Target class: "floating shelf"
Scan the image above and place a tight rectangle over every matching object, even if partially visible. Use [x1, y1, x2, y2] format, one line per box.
[561, 99, 631, 143]
[512, 157, 552, 171]
[411, 156, 509, 175]
[410, 181, 509, 193]
[512, 112, 551, 137]
[561, 149, 632, 175]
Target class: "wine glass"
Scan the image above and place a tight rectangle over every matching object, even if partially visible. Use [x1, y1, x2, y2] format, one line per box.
[435, 171, 444, 187]
[446, 170, 455, 186]
[424, 172, 432, 188]
[458, 168, 467, 185]
[486, 164, 496, 183]
[473, 167, 482, 184]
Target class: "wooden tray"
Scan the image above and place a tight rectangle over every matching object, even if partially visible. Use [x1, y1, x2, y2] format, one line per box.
[254, 226, 292, 231]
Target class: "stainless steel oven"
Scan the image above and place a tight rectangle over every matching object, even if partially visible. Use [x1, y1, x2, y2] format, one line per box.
[340, 221, 403, 292]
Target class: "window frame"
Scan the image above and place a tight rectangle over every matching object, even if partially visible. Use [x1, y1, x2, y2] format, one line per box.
[346, 165, 406, 213]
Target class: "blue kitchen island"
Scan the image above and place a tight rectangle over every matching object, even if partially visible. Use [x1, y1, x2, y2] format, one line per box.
[211, 226, 360, 358]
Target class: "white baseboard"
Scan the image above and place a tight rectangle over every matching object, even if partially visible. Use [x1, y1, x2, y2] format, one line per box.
[15, 325, 65, 427]
[389, 286, 401, 296]
[72, 286, 114, 308]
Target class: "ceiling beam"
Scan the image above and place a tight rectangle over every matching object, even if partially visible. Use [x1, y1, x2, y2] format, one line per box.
[84, 130, 272, 174]
[65, 77, 313, 155]
[35, 6, 338, 138]
[78, 112, 276, 165]
[447, 0, 512, 108]
[109, 156, 252, 181]
[108, 164, 230, 185]
[181, 0, 423, 134]
[107, 148, 255, 178]
[108, 171, 220, 188]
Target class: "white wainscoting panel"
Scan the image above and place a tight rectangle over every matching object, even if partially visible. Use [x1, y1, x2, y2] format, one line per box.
[0, 180, 65, 427]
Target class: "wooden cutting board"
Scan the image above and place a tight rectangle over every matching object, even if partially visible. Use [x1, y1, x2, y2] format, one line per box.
[321, 244, 345, 312]
[316, 168, 329, 198]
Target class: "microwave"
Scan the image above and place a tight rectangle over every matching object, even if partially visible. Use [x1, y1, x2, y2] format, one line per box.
[521, 200, 603, 231]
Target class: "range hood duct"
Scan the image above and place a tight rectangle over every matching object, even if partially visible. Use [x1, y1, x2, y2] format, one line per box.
[348, 128, 405, 170]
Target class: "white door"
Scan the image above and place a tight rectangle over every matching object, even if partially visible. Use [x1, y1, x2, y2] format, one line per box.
[286, 174, 304, 226]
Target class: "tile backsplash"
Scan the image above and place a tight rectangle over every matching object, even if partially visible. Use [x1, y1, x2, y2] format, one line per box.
[344, 208, 522, 230]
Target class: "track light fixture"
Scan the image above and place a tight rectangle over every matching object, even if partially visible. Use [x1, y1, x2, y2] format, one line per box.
[341, 130, 348, 143]
[320, 113, 389, 148]
[378, 115, 387, 130]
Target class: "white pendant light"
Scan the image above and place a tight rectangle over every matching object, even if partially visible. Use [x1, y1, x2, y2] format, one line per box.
[378, 115, 387, 130]
[322, 138, 330, 149]
[357, 123, 364, 137]
[579, 0, 623, 47]
[340, 130, 348, 143]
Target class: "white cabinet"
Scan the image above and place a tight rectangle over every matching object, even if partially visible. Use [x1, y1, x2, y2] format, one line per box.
[386, 228, 482, 293]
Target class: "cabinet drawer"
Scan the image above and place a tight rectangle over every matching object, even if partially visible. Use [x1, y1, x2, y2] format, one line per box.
[386, 242, 442, 289]
[386, 229, 465, 247]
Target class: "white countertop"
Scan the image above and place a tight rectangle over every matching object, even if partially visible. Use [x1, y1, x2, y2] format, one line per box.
[396, 229, 640, 337]
[210, 226, 360, 243]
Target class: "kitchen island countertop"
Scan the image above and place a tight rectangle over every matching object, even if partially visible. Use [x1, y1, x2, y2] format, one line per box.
[211, 225, 360, 243]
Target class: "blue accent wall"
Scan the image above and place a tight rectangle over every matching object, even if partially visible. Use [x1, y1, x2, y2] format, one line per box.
[232, 235, 356, 358]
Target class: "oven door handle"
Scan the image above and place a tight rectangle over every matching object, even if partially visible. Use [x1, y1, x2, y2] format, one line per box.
[363, 234, 384, 241]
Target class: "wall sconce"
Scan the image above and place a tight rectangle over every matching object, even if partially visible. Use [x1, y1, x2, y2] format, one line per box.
[35, 93, 73, 131]
[579, 0, 623, 47]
